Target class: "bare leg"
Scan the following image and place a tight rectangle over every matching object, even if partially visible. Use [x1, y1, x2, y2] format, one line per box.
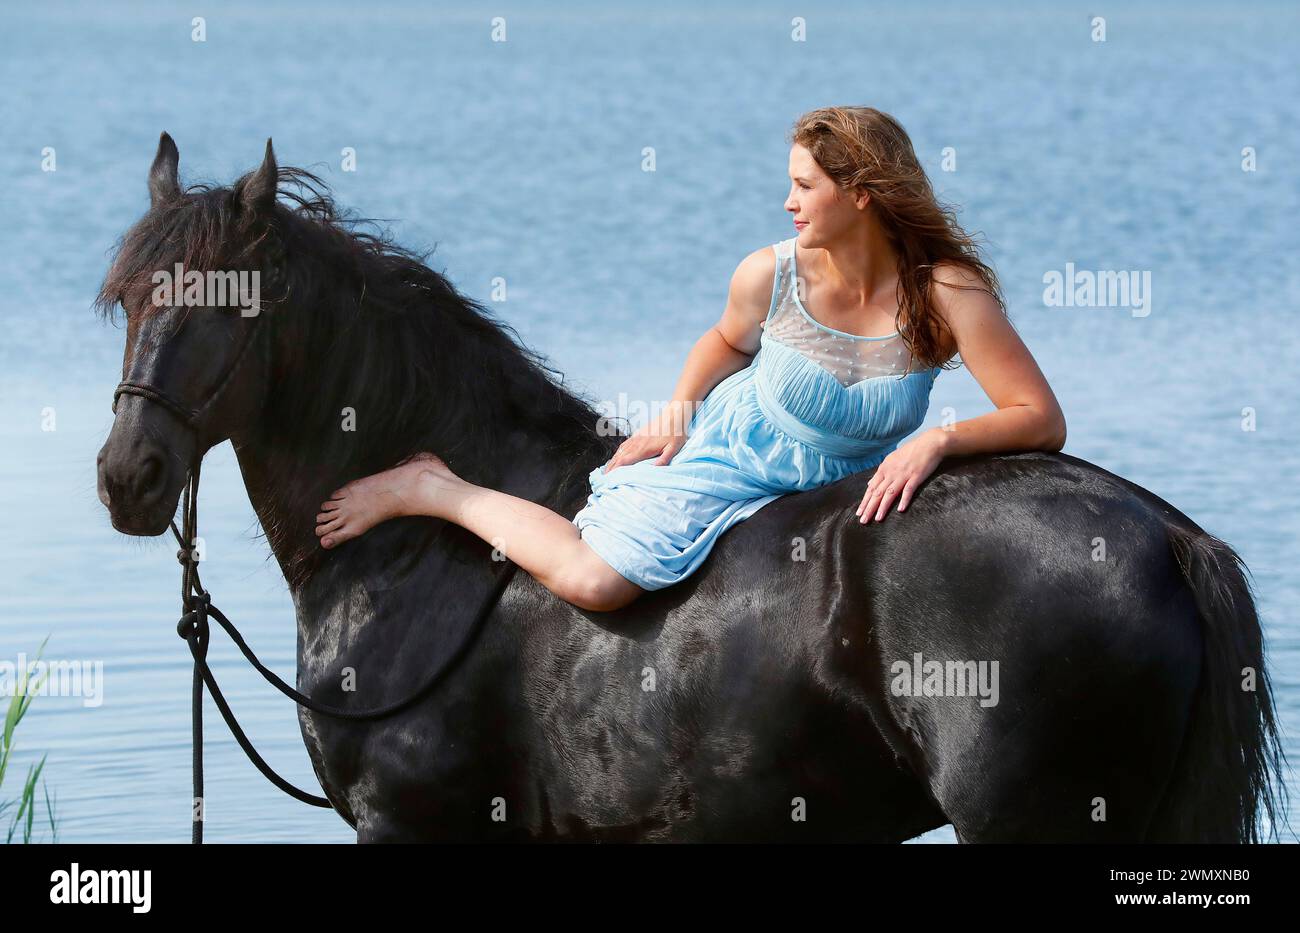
[315, 454, 643, 612]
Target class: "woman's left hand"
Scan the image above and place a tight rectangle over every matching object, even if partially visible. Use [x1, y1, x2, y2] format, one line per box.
[855, 428, 947, 523]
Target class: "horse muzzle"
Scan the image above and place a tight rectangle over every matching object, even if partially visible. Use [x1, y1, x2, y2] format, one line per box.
[98, 397, 195, 536]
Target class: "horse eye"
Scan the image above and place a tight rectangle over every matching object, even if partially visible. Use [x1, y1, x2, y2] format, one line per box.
[265, 255, 288, 288]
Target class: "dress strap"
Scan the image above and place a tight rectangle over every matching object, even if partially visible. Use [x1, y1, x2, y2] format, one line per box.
[764, 238, 796, 326]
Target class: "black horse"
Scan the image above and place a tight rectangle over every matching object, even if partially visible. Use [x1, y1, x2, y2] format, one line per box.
[96, 135, 1287, 842]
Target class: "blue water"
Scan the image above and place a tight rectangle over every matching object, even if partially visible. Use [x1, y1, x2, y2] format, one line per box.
[0, 0, 1296, 843]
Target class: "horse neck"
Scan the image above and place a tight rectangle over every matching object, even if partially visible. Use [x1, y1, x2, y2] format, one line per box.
[229, 305, 612, 592]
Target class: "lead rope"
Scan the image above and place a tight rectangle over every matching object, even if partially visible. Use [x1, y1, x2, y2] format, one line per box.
[168, 459, 521, 843]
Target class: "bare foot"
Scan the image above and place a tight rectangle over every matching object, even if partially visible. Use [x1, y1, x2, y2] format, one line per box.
[315, 452, 461, 549]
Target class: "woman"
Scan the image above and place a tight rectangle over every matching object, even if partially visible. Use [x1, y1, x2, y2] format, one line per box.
[313, 106, 1066, 611]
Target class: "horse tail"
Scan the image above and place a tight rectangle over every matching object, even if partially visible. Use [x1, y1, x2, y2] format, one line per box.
[1147, 521, 1290, 842]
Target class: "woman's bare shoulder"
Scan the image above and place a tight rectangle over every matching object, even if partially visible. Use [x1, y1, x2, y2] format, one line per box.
[927, 260, 1006, 360]
[727, 243, 779, 319]
[712, 244, 781, 356]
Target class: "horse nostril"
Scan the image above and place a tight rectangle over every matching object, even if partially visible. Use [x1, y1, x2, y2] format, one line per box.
[135, 454, 166, 501]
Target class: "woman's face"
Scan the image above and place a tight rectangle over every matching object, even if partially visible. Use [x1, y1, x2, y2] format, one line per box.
[784, 143, 867, 248]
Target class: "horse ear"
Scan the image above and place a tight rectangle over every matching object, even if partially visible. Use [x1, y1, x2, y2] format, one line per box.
[148, 132, 181, 208]
[241, 138, 278, 215]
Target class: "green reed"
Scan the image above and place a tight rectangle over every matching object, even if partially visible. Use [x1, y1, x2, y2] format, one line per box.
[1, 638, 59, 843]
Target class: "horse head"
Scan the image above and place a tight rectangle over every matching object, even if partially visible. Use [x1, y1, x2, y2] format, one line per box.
[96, 132, 285, 536]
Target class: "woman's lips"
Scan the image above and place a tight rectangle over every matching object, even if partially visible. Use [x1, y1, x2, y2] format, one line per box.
[794, 220, 808, 230]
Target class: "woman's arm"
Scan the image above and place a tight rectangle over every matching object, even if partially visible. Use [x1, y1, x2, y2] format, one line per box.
[927, 263, 1067, 458]
[604, 246, 775, 472]
[666, 247, 775, 414]
[855, 262, 1066, 522]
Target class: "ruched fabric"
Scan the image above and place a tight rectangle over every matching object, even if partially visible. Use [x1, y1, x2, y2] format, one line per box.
[572, 237, 940, 591]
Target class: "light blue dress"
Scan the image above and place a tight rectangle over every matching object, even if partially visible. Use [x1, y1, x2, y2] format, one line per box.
[572, 236, 941, 590]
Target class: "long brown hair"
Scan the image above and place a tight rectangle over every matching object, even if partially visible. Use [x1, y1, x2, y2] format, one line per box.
[789, 106, 1006, 369]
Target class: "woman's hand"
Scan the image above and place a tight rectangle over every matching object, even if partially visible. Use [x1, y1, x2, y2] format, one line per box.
[603, 400, 696, 473]
[855, 428, 948, 523]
